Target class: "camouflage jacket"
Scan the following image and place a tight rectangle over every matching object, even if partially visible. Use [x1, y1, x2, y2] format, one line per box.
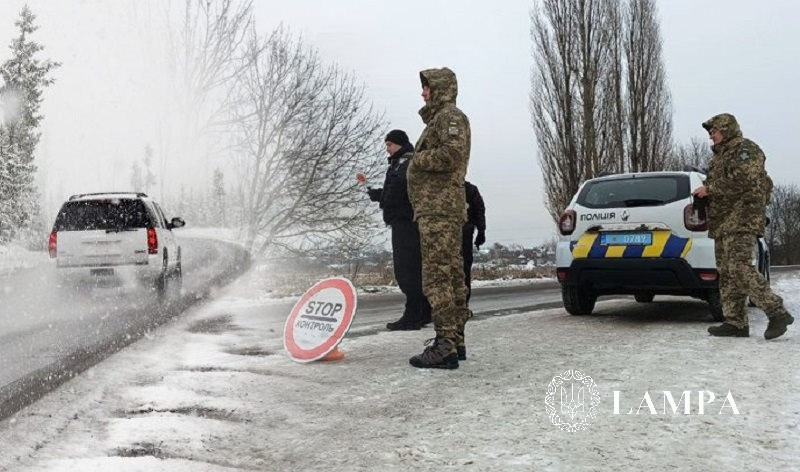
[703, 113, 772, 237]
[407, 67, 471, 221]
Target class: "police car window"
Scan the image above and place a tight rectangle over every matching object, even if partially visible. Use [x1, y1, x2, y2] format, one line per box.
[54, 199, 152, 231]
[578, 175, 689, 209]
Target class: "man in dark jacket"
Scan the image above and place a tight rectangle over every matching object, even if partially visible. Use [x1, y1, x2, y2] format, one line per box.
[462, 181, 486, 302]
[368, 129, 432, 330]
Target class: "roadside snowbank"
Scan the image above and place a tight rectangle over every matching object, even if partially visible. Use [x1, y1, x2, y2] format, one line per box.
[0, 243, 47, 276]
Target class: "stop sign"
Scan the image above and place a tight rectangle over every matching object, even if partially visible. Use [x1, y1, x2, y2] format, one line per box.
[283, 277, 357, 363]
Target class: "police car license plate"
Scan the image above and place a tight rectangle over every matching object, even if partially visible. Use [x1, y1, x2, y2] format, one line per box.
[600, 232, 652, 246]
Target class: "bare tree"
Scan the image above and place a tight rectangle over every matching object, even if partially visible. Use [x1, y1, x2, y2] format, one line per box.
[164, 0, 254, 131]
[530, 0, 622, 222]
[767, 184, 800, 265]
[229, 28, 385, 256]
[137, 0, 254, 201]
[530, 0, 579, 222]
[574, 0, 619, 177]
[665, 136, 712, 171]
[604, 1, 627, 173]
[624, 0, 672, 172]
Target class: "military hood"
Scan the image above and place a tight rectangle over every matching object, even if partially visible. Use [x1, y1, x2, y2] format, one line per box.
[702, 113, 743, 144]
[419, 67, 458, 123]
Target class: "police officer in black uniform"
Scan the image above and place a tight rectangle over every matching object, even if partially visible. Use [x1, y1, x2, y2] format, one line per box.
[368, 130, 432, 330]
[463, 181, 486, 302]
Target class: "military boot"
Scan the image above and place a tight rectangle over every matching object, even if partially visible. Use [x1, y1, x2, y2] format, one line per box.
[456, 330, 466, 361]
[455, 309, 472, 361]
[708, 323, 749, 337]
[409, 337, 459, 369]
[386, 314, 422, 331]
[764, 312, 794, 340]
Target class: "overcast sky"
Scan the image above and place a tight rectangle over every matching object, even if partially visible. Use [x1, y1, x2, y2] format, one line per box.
[0, 0, 798, 247]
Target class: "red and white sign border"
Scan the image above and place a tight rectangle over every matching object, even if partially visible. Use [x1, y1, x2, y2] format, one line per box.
[283, 277, 357, 363]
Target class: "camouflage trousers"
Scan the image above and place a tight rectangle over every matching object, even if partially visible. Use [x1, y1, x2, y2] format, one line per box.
[715, 234, 788, 329]
[417, 215, 470, 339]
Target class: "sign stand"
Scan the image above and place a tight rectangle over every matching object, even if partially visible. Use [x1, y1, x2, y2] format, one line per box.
[321, 346, 346, 361]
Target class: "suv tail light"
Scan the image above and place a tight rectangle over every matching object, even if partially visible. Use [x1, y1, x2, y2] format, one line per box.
[559, 210, 577, 235]
[147, 228, 158, 254]
[684, 204, 707, 231]
[48, 231, 57, 258]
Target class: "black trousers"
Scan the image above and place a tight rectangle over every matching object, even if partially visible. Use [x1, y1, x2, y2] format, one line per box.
[462, 224, 475, 302]
[390, 219, 432, 323]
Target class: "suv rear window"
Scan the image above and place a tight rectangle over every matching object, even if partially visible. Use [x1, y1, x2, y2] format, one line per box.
[54, 199, 153, 231]
[577, 175, 690, 209]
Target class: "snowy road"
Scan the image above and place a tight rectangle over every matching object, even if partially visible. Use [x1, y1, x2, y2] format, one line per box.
[1, 264, 798, 470]
[247, 280, 569, 342]
[0, 238, 250, 419]
[0, 242, 566, 422]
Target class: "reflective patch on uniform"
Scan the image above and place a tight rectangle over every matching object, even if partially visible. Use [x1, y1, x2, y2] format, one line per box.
[447, 120, 460, 136]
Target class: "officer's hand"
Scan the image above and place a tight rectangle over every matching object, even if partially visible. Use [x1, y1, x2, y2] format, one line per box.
[367, 187, 383, 202]
[475, 230, 486, 249]
[692, 185, 708, 198]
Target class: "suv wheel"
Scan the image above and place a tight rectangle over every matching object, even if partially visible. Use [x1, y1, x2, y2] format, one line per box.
[562, 285, 596, 316]
[172, 253, 183, 293]
[707, 289, 725, 322]
[634, 293, 655, 303]
[155, 253, 169, 299]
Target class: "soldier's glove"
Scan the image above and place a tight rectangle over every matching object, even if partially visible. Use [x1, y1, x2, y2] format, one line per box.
[367, 187, 383, 202]
[692, 194, 707, 221]
[475, 230, 486, 249]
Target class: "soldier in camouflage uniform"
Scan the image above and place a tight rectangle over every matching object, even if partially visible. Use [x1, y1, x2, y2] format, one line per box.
[407, 67, 471, 369]
[693, 113, 794, 339]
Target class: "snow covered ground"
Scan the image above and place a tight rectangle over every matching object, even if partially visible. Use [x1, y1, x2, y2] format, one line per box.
[1, 269, 799, 471]
[0, 244, 47, 276]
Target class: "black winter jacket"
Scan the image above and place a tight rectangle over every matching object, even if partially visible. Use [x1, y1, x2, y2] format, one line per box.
[376, 143, 415, 225]
[465, 181, 486, 232]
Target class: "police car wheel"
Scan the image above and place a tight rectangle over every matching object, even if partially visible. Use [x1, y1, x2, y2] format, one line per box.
[707, 289, 725, 322]
[634, 293, 655, 303]
[562, 285, 596, 316]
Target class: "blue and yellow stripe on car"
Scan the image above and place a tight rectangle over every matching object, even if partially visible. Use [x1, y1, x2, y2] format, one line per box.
[569, 230, 692, 259]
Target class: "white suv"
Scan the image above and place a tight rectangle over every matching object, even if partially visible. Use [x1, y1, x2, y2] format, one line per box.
[49, 192, 185, 295]
[555, 171, 769, 320]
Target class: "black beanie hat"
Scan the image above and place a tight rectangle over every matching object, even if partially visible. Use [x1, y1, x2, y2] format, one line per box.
[385, 129, 410, 147]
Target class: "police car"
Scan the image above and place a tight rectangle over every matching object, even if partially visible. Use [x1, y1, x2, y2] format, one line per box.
[555, 171, 769, 320]
[49, 192, 185, 297]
